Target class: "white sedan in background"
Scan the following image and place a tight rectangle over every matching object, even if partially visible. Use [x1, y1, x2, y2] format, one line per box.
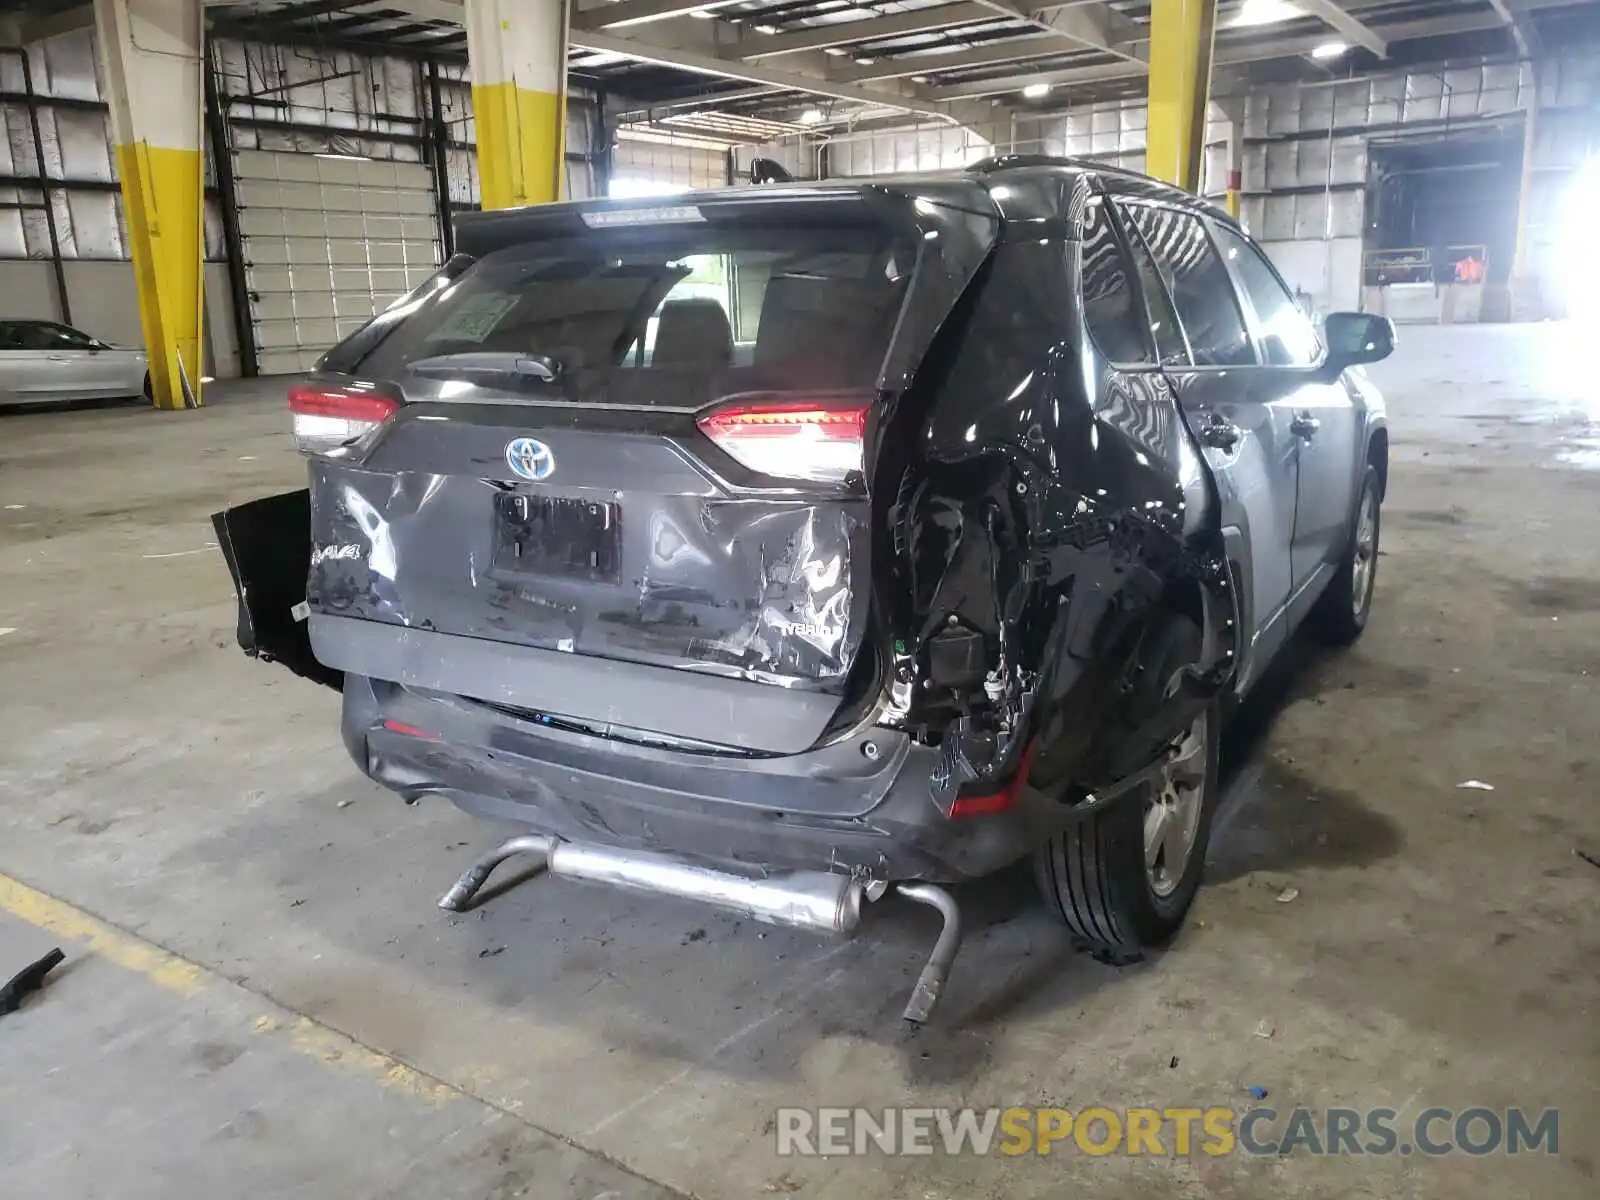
[0, 320, 149, 408]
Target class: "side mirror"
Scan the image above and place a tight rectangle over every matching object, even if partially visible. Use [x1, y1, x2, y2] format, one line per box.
[1320, 312, 1395, 378]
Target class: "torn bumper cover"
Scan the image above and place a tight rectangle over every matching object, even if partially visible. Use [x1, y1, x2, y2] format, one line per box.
[212, 489, 338, 690]
[341, 673, 1067, 882]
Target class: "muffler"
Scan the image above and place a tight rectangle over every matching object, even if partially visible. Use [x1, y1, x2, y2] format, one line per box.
[439, 833, 882, 934]
[438, 834, 963, 1023]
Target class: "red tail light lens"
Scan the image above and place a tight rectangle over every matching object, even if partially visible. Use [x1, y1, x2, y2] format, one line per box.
[696, 396, 869, 484]
[289, 384, 400, 455]
[948, 740, 1037, 819]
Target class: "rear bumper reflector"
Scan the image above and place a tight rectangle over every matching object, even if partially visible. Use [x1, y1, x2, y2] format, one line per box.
[382, 718, 438, 739]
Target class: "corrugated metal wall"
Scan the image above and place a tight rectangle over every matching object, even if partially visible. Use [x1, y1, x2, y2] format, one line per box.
[0, 33, 226, 265]
[612, 138, 726, 192]
[0, 30, 606, 376]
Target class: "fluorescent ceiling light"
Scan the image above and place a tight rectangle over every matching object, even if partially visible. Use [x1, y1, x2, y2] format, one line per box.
[1311, 40, 1348, 59]
[854, 56, 875, 65]
[753, 23, 778, 34]
[799, 108, 824, 125]
[1023, 82, 1051, 98]
[911, 75, 929, 84]
[690, 8, 715, 16]
[824, 46, 848, 56]
[1233, 0, 1301, 27]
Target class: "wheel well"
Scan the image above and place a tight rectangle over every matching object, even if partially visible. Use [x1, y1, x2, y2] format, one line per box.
[1165, 579, 1205, 627]
[1367, 428, 1389, 500]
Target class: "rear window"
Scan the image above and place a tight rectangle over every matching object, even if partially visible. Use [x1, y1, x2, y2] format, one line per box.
[354, 225, 916, 407]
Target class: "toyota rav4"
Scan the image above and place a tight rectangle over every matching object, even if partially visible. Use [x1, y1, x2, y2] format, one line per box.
[215, 157, 1393, 1023]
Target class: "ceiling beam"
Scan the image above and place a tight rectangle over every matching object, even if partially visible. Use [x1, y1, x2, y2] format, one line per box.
[1211, 9, 1512, 66]
[977, 0, 1146, 64]
[1296, 0, 1386, 57]
[736, 4, 1001, 61]
[928, 58, 1143, 99]
[570, 27, 962, 121]
[832, 34, 1090, 84]
[617, 84, 784, 121]
[1486, 0, 1538, 57]
[11, 1, 98, 42]
[927, 4, 1563, 101]
[575, 0, 741, 31]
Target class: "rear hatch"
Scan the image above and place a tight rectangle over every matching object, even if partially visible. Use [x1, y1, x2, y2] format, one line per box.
[299, 185, 998, 753]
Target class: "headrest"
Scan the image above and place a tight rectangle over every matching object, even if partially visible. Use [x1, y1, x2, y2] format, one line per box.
[652, 298, 733, 369]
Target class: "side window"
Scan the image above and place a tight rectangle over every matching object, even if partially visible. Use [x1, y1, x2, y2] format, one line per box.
[1210, 225, 1321, 366]
[42, 324, 96, 349]
[1079, 196, 1151, 366]
[13, 324, 62, 351]
[1113, 209, 1189, 365]
[1117, 203, 1255, 368]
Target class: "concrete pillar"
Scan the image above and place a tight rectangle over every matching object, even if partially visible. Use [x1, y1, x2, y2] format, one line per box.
[93, 0, 205, 409]
[1146, 0, 1218, 194]
[1504, 64, 1542, 321]
[465, 0, 569, 209]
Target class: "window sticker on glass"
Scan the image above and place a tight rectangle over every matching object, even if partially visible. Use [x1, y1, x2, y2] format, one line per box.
[430, 293, 519, 343]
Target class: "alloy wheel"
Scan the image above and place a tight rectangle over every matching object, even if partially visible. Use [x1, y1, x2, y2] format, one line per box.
[1144, 711, 1209, 899]
[1351, 486, 1378, 618]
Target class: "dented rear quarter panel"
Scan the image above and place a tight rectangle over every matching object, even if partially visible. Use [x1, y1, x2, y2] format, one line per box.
[880, 171, 1234, 805]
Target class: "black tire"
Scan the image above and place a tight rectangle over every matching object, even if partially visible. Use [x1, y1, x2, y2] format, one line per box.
[1033, 619, 1222, 963]
[141, 371, 152, 400]
[1308, 463, 1381, 646]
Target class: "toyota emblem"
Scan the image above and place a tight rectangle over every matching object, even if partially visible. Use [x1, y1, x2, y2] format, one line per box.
[505, 436, 555, 481]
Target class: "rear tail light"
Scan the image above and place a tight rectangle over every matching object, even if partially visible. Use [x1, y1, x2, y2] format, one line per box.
[289, 384, 400, 455]
[947, 739, 1037, 819]
[696, 396, 869, 484]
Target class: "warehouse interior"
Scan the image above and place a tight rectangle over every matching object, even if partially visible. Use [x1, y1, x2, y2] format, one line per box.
[2, 2, 1599, 1198]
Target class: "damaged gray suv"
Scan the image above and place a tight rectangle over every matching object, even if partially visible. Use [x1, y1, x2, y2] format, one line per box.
[216, 157, 1392, 1023]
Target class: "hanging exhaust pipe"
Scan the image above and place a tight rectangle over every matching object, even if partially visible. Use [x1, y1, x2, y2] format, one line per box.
[440, 834, 964, 1021]
[439, 834, 883, 934]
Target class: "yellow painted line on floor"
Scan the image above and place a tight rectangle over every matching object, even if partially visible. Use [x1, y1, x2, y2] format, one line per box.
[0, 872, 455, 1105]
[0, 870, 698, 1198]
[0, 873, 205, 996]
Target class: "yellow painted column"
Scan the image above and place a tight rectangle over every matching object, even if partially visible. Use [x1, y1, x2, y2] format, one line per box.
[93, 0, 205, 409]
[1146, 0, 1218, 194]
[1224, 112, 1244, 219]
[465, 0, 569, 209]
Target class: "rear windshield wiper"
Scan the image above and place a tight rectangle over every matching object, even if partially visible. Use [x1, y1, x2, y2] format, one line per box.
[407, 352, 564, 383]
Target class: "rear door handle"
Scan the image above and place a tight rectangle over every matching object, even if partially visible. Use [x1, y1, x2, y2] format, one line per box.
[1291, 412, 1321, 440]
[1197, 414, 1241, 451]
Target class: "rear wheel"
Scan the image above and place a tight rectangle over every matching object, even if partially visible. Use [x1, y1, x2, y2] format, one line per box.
[1033, 622, 1221, 962]
[1308, 464, 1380, 646]
[141, 371, 152, 401]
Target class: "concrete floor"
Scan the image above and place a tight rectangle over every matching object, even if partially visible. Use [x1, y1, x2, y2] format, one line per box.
[1, 323, 1595, 1199]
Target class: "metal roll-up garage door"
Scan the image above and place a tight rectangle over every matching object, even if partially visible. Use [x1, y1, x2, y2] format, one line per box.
[234, 150, 441, 374]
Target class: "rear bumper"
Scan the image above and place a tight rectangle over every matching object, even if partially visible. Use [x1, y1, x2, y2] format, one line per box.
[343, 674, 1067, 882]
